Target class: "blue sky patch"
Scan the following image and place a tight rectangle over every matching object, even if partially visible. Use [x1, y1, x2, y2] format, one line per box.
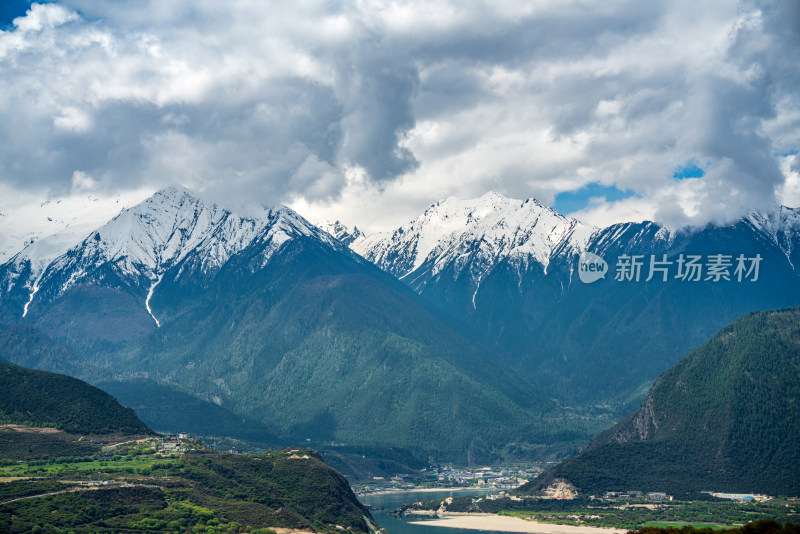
[0, 1, 50, 30]
[553, 183, 635, 215]
[673, 160, 706, 180]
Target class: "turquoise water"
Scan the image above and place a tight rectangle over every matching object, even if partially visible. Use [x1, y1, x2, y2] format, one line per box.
[359, 489, 514, 534]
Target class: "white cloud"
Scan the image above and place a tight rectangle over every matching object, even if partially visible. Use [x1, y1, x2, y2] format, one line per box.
[778, 154, 800, 208]
[569, 196, 657, 229]
[70, 170, 97, 192]
[54, 107, 91, 132]
[0, 0, 797, 234]
[12, 3, 78, 32]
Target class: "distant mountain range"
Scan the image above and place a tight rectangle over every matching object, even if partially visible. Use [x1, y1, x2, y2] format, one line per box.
[0, 188, 567, 462]
[1, 188, 799, 462]
[520, 307, 800, 497]
[325, 192, 800, 410]
[324, 191, 591, 288]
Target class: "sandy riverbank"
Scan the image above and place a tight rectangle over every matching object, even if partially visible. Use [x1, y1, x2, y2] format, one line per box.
[272, 528, 315, 534]
[408, 515, 628, 534]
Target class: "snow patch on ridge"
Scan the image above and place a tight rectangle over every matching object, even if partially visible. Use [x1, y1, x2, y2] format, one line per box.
[319, 220, 364, 246]
[0, 190, 153, 265]
[145, 275, 163, 327]
[22, 270, 45, 318]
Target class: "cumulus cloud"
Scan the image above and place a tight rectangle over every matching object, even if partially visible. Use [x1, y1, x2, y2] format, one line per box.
[70, 170, 97, 192]
[0, 0, 797, 232]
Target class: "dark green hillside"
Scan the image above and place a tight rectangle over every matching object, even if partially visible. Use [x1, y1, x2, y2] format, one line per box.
[521, 307, 800, 497]
[0, 361, 151, 435]
[118, 237, 579, 462]
[0, 324, 109, 382]
[634, 521, 800, 534]
[98, 378, 281, 445]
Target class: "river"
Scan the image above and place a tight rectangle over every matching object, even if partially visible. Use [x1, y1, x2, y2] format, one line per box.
[359, 488, 507, 534]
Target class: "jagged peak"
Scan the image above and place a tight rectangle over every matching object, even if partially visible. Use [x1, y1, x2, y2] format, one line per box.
[318, 220, 364, 246]
[6, 188, 334, 306]
[746, 204, 800, 226]
[319, 219, 349, 235]
[152, 184, 195, 198]
[350, 190, 591, 282]
[88, 189, 324, 264]
[425, 191, 566, 222]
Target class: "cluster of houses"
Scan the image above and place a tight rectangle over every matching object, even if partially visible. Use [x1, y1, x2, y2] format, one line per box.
[155, 436, 190, 455]
[387, 465, 532, 489]
[357, 465, 535, 494]
[285, 449, 311, 460]
[73, 479, 159, 488]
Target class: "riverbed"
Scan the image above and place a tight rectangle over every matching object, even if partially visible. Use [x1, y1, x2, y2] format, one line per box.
[358, 490, 627, 534]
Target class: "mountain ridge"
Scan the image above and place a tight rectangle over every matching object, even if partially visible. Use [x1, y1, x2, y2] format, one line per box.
[0, 187, 353, 345]
[518, 306, 800, 496]
[347, 191, 594, 289]
[327, 192, 800, 292]
[3, 188, 800, 462]
[323, 191, 800, 413]
[0, 188, 573, 462]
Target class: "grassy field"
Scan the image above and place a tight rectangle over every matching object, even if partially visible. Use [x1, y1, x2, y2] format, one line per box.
[643, 522, 731, 529]
[0, 434, 372, 534]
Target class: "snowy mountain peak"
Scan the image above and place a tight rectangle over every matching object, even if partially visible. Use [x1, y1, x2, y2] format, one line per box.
[319, 220, 364, 246]
[743, 205, 800, 264]
[0, 190, 154, 266]
[75, 188, 215, 279]
[67, 188, 329, 283]
[2, 188, 336, 322]
[745, 205, 800, 233]
[153, 185, 194, 198]
[349, 191, 595, 284]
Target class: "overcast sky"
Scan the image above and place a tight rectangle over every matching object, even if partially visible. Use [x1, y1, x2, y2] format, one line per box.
[0, 0, 798, 234]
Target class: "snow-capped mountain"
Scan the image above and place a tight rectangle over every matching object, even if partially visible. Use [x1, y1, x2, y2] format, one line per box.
[3, 187, 800, 459]
[331, 192, 800, 295]
[323, 192, 800, 408]
[344, 191, 595, 296]
[39, 186, 334, 286]
[0, 187, 340, 336]
[0, 190, 153, 265]
[317, 220, 364, 247]
[741, 205, 800, 267]
[0, 188, 553, 461]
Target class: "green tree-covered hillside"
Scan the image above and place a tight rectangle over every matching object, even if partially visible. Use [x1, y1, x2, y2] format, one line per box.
[521, 307, 800, 496]
[0, 361, 151, 435]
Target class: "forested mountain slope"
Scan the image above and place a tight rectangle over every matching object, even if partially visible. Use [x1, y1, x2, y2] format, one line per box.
[520, 307, 800, 496]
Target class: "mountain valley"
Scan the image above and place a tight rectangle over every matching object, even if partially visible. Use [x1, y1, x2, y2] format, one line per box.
[2, 188, 800, 468]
